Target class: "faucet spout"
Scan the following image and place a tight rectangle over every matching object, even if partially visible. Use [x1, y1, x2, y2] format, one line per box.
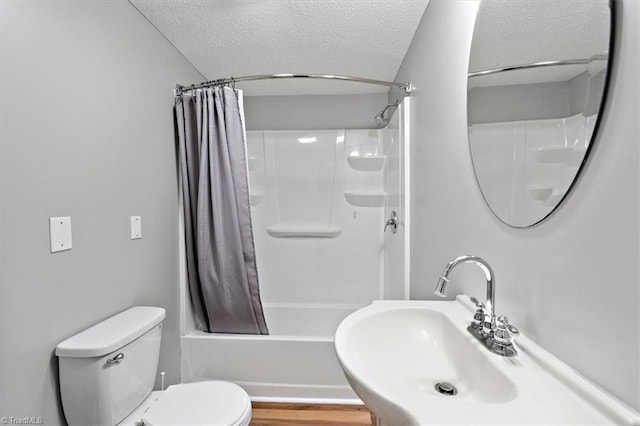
[433, 255, 495, 320]
[433, 255, 519, 357]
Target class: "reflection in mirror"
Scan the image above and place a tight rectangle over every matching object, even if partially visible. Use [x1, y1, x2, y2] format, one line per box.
[467, 0, 612, 227]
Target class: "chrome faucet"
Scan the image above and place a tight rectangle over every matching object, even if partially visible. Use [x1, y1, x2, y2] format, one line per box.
[433, 255, 519, 357]
[434, 255, 495, 330]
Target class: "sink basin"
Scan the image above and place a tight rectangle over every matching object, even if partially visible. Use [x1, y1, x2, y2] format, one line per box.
[335, 297, 640, 425]
[344, 306, 516, 405]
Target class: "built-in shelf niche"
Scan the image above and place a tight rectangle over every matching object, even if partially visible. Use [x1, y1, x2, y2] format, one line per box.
[528, 146, 587, 165]
[544, 191, 564, 206]
[526, 185, 565, 206]
[526, 185, 553, 201]
[344, 191, 386, 208]
[266, 226, 342, 238]
[346, 155, 386, 171]
[250, 192, 264, 206]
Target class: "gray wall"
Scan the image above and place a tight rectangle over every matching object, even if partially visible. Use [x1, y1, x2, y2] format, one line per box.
[0, 1, 204, 424]
[244, 93, 388, 130]
[396, 0, 639, 411]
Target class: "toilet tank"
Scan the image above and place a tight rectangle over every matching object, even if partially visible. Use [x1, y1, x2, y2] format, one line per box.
[56, 306, 166, 426]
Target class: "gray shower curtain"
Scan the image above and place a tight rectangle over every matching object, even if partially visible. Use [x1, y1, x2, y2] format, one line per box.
[175, 86, 268, 334]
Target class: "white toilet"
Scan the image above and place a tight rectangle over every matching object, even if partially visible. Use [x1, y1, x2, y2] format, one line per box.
[56, 306, 252, 426]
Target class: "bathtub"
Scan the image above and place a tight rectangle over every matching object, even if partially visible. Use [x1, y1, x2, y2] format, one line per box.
[181, 303, 364, 403]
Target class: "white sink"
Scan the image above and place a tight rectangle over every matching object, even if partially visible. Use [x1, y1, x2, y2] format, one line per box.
[335, 297, 640, 425]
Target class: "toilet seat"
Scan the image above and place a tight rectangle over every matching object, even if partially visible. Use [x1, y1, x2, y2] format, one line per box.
[141, 381, 252, 426]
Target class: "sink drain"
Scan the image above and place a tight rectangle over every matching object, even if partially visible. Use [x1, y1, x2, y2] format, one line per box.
[434, 382, 458, 396]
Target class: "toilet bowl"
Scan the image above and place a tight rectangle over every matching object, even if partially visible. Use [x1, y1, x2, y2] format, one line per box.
[119, 381, 251, 426]
[145, 381, 251, 426]
[56, 306, 252, 426]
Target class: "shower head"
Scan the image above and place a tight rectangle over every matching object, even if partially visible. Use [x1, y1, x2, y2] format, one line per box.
[374, 101, 400, 128]
[374, 112, 387, 126]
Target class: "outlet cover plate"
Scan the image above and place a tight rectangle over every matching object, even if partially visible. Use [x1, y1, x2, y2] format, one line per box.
[50, 216, 72, 253]
[131, 216, 142, 239]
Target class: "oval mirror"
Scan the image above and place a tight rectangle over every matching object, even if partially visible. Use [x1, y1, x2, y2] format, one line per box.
[467, 0, 613, 227]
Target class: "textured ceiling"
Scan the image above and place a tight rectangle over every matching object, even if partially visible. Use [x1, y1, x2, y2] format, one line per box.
[130, 0, 429, 96]
[469, 0, 610, 88]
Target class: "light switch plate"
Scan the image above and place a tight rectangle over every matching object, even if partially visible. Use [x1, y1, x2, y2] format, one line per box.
[50, 216, 72, 253]
[131, 216, 142, 239]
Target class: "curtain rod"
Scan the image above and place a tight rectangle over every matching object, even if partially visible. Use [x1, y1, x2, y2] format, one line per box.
[175, 73, 412, 96]
[468, 54, 608, 78]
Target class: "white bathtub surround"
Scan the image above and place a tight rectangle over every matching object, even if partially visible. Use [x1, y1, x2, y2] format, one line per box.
[181, 304, 362, 402]
[469, 112, 597, 225]
[245, 123, 408, 306]
[180, 106, 410, 402]
[247, 128, 383, 314]
[382, 98, 411, 300]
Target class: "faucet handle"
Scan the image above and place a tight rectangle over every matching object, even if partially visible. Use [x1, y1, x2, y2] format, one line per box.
[487, 315, 519, 357]
[496, 315, 519, 336]
[469, 296, 485, 330]
[493, 316, 519, 346]
[384, 211, 399, 233]
[469, 296, 482, 307]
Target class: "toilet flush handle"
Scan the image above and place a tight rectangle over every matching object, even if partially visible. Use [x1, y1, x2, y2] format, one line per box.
[106, 353, 125, 364]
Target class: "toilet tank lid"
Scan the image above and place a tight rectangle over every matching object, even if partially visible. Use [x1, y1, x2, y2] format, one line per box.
[56, 306, 166, 358]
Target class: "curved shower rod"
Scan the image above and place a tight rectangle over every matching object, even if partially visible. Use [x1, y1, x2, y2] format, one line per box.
[468, 54, 608, 78]
[175, 73, 412, 96]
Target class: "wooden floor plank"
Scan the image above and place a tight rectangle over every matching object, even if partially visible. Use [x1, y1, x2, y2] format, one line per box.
[250, 402, 374, 426]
